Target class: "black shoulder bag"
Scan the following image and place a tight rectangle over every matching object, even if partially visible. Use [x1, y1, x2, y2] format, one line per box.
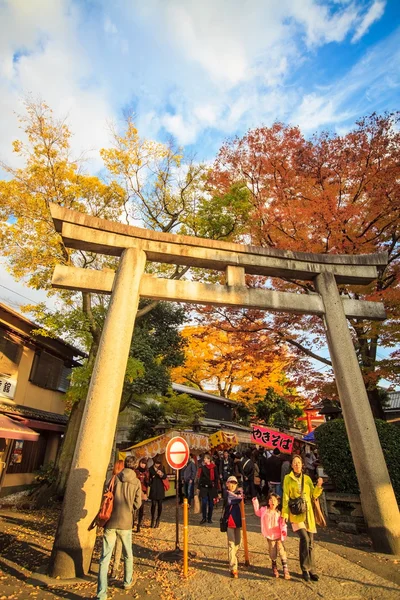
[220, 505, 231, 533]
[288, 474, 307, 516]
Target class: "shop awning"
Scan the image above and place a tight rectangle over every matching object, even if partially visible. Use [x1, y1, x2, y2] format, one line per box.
[124, 435, 163, 451]
[0, 414, 40, 442]
[120, 430, 210, 460]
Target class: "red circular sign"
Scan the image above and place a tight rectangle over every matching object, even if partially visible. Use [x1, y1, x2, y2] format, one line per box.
[165, 436, 190, 470]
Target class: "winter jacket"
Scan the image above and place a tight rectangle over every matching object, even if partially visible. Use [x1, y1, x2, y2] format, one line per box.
[266, 455, 282, 482]
[282, 471, 323, 531]
[135, 466, 150, 494]
[280, 460, 291, 487]
[252, 498, 287, 541]
[219, 457, 234, 481]
[149, 465, 167, 501]
[196, 463, 219, 499]
[106, 468, 141, 530]
[223, 489, 242, 529]
[239, 457, 254, 481]
[182, 460, 197, 483]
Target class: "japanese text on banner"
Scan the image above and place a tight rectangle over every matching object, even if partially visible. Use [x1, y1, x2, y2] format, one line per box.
[251, 425, 294, 453]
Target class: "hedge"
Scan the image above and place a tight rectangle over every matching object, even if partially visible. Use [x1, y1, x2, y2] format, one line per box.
[314, 419, 400, 502]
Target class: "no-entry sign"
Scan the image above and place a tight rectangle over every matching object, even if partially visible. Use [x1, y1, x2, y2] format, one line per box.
[165, 436, 190, 470]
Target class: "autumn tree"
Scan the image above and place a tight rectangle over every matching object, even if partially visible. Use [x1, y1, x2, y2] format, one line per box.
[0, 101, 249, 493]
[209, 113, 400, 417]
[171, 324, 300, 408]
[0, 101, 130, 493]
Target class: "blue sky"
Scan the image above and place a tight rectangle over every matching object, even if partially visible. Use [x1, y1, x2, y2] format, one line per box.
[0, 0, 399, 309]
[1, 0, 399, 170]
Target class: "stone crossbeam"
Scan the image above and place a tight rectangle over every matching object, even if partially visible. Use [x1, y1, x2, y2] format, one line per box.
[52, 265, 386, 320]
[50, 204, 387, 285]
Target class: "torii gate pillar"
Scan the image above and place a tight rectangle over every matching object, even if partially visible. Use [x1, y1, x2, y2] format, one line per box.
[49, 247, 147, 578]
[316, 272, 400, 554]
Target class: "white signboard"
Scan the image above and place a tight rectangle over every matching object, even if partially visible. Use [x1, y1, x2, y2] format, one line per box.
[0, 374, 17, 400]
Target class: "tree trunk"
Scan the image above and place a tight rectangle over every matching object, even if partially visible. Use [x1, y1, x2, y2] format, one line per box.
[54, 397, 86, 497]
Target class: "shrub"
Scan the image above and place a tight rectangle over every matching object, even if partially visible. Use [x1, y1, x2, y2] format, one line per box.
[34, 461, 57, 486]
[315, 419, 400, 502]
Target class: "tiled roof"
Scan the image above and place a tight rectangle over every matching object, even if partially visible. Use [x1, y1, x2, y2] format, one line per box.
[0, 402, 68, 425]
[172, 383, 237, 406]
[386, 392, 400, 411]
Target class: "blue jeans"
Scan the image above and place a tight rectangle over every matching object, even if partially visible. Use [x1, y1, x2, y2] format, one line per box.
[270, 482, 282, 499]
[201, 496, 214, 521]
[96, 528, 133, 600]
[184, 481, 194, 504]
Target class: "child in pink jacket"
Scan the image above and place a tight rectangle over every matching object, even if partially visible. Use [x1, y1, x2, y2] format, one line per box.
[252, 493, 290, 579]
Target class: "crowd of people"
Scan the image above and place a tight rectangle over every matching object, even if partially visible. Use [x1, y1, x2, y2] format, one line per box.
[95, 446, 322, 599]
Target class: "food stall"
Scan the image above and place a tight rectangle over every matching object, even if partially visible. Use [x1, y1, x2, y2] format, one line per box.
[208, 430, 238, 451]
[120, 430, 210, 497]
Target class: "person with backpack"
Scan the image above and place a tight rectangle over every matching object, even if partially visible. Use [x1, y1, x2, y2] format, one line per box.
[196, 453, 219, 524]
[240, 450, 255, 499]
[96, 455, 142, 600]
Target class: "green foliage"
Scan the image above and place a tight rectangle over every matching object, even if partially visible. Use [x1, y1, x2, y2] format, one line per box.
[128, 390, 205, 445]
[122, 301, 186, 407]
[315, 419, 400, 501]
[255, 387, 304, 430]
[160, 389, 205, 428]
[232, 402, 252, 426]
[183, 182, 252, 241]
[129, 402, 167, 444]
[65, 361, 93, 409]
[34, 461, 57, 485]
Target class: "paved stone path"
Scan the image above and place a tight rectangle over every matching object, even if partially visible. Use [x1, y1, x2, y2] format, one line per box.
[0, 503, 399, 600]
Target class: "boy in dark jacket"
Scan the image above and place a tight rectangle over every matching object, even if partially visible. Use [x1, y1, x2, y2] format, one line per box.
[96, 455, 141, 600]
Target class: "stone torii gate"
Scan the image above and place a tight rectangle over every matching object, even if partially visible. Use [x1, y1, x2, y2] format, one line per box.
[48, 204, 400, 578]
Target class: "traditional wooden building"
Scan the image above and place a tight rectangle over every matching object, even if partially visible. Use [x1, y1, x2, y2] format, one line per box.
[0, 303, 85, 496]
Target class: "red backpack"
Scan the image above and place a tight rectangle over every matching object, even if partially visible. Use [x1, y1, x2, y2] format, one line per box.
[97, 475, 116, 527]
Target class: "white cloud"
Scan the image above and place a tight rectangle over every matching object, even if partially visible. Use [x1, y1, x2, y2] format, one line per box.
[292, 28, 400, 132]
[289, 0, 359, 46]
[292, 93, 352, 131]
[104, 17, 118, 35]
[161, 114, 199, 146]
[0, 0, 113, 170]
[135, 0, 386, 145]
[352, 1, 386, 43]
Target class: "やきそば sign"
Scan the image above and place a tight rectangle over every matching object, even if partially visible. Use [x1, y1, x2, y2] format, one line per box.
[251, 425, 294, 453]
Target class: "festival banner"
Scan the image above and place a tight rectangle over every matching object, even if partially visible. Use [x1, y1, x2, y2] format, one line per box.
[251, 425, 294, 453]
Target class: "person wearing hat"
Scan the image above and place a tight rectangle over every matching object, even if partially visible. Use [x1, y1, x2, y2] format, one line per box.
[222, 475, 243, 578]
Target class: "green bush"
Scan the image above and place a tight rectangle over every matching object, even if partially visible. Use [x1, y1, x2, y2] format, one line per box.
[314, 419, 400, 502]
